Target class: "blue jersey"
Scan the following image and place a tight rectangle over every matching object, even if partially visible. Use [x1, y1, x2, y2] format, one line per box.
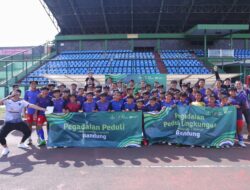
[52, 98, 64, 113]
[48, 91, 54, 98]
[143, 99, 149, 105]
[123, 96, 136, 103]
[203, 96, 209, 104]
[199, 88, 206, 97]
[24, 89, 40, 114]
[96, 100, 110, 111]
[229, 96, 243, 120]
[176, 100, 189, 106]
[135, 105, 146, 112]
[189, 94, 195, 102]
[93, 96, 100, 103]
[82, 101, 97, 112]
[161, 100, 175, 108]
[106, 95, 113, 101]
[77, 95, 86, 106]
[123, 102, 136, 111]
[110, 99, 124, 111]
[237, 90, 250, 110]
[205, 102, 219, 108]
[245, 89, 250, 104]
[144, 103, 161, 112]
[36, 95, 52, 115]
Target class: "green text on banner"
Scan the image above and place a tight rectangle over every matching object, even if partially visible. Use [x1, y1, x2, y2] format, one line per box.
[144, 106, 237, 147]
[47, 111, 143, 148]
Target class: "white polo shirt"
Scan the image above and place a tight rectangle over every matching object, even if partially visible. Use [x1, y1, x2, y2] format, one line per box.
[3, 99, 29, 122]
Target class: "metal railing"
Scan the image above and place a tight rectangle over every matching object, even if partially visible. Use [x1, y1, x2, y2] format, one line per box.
[0, 42, 56, 96]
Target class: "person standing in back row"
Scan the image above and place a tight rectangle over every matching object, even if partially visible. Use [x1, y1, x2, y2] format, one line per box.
[24, 81, 40, 145]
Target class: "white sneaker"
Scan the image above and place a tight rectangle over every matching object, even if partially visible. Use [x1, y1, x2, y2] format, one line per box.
[18, 143, 30, 149]
[1, 147, 10, 156]
[238, 141, 247, 148]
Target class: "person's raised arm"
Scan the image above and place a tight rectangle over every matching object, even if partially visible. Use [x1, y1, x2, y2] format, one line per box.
[179, 79, 183, 89]
[0, 94, 15, 105]
[214, 66, 220, 80]
[28, 104, 46, 112]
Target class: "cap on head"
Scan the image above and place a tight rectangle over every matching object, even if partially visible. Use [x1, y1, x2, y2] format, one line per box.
[40, 86, 49, 91]
[228, 87, 237, 92]
[103, 85, 110, 90]
[100, 92, 107, 97]
[48, 83, 56, 87]
[86, 91, 94, 96]
[136, 99, 144, 103]
[63, 88, 70, 93]
[52, 89, 60, 94]
[58, 84, 66, 88]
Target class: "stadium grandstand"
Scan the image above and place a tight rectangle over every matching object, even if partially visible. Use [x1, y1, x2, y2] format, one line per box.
[1, 0, 250, 95]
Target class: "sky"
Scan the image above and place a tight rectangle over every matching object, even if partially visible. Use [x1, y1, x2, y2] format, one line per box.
[0, 0, 59, 47]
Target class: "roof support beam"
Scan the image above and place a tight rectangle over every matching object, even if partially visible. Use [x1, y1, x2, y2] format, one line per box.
[100, 0, 109, 33]
[155, 0, 164, 33]
[182, 0, 195, 31]
[68, 0, 85, 33]
[39, 0, 60, 32]
[220, 0, 239, 23]
[131, 0, 134, 33]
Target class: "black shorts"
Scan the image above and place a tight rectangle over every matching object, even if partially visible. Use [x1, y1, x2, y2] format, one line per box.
[0, 121, 31, 145]
[242, 109, 250, 125]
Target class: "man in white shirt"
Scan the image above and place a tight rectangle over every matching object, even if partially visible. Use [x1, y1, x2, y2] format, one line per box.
[0, 90, 46, 156]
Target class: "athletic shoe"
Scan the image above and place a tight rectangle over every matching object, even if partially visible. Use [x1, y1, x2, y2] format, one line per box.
[27, 138, 33, 145]
[1, 148, 10, 156]
[201, 146, 205, 148]
[190, 145, 195, 148]
[37, 139, 46, 147]
[168, 142, 172, 146]
[247, 135, 250, 141]
[142, 139, 148, 146]
[238, 141, 247, 148]
[18, 143, 30, 149]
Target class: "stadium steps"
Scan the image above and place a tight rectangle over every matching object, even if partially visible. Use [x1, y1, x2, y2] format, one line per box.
[153, 52, 168, 74]
[191, 52, 223, 74]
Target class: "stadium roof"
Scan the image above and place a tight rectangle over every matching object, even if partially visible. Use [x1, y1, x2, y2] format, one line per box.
[43, 0, 250, 35]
